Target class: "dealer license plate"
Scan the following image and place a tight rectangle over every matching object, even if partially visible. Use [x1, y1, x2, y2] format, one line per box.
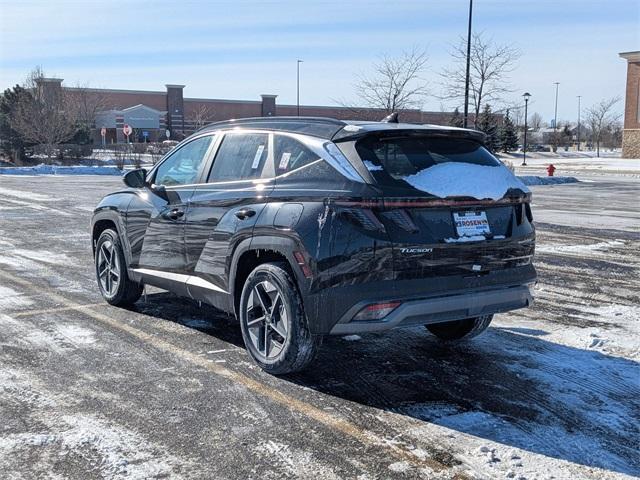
[453, 211, 491, 237]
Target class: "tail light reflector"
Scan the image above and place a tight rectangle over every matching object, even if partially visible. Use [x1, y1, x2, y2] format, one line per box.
[352, 301, 401, 321]
[293, 251, 313, 278]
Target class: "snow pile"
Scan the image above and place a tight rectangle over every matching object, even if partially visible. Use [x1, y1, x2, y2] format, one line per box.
[518, 175, 579, 186]
[403, 163, 529, 200]
[0, 164, 123, 176]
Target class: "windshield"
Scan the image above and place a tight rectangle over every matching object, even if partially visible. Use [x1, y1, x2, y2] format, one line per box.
[356, 135, 500, 181]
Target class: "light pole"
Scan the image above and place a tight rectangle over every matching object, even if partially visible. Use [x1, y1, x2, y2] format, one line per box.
[522, 92, 531, 166]
[576, 95, 581, 151]
[553, 82, 560, 130]
[297, 59, 303, 116]
[463, 0, 473, 128]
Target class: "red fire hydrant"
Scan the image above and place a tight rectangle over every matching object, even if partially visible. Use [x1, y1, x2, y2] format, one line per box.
[547, 164, 556, 176]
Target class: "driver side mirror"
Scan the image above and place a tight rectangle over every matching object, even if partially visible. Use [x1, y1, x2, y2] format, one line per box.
[123, 168, 147, 188]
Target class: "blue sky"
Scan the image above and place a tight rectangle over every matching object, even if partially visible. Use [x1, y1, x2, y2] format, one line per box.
[1, 0, 638, 122]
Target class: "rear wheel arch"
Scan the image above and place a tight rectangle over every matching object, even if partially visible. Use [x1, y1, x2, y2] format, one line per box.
[229, 237, 303, 317]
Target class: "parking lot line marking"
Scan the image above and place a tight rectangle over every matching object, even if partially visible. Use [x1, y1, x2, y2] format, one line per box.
[13, 303, 105, 318]
[0, 268, 458, 475]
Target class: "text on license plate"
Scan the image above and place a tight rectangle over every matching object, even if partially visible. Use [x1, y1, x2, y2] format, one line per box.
[453, 211, 491, 237]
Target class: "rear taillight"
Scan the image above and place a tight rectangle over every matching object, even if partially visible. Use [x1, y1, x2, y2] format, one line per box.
[352, 301, 401, 321]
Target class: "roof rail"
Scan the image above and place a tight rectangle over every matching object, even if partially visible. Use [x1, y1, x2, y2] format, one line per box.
[198, 116, 348, 139]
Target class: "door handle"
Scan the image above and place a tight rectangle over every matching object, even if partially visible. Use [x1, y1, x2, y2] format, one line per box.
[235, 208, 256, 220]
[163, 208, 184, 220]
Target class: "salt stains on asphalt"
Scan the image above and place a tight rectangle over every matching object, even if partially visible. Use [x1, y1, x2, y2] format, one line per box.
[0, 285, 34, 309]
[0, 366, 195, 479]
[536, 239, 625, 255]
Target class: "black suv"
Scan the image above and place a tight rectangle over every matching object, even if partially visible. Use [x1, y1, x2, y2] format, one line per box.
[91, 117, 536, 374]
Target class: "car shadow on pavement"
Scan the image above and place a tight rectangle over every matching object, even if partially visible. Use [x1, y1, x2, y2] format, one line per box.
[289, 328, 640, 477]
[131, 293, 639, 477]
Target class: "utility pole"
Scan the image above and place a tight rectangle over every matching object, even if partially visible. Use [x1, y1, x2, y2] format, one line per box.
[576, 95, 581, 151]
[297, 59, 303, 116]
[463, 0, 473, 128]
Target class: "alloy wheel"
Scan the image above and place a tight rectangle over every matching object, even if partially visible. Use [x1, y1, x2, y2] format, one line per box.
[97, 240, 120, 297]
[245, 280, 289, 360]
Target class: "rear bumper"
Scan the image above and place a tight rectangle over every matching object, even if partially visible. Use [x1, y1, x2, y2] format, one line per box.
[328, 284, 533, 335]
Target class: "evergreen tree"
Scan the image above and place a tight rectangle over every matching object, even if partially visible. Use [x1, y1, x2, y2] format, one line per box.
[477, 103, 499, 151]
[449, 107, 463, 128]
[0, 85, 33, 163]
[499, 110, 519, 152]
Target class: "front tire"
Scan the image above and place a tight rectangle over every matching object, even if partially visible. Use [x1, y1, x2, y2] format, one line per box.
[95, 229, 142, 306]
[426, 314, 493, 341]
[239, 262, 319, 375]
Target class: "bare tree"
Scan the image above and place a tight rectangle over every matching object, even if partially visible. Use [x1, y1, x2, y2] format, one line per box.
[440, 33, 520, 126]
[67, 82, 107, 131]
[352, 48, 430, 113]
[10, 67, 79, 160]
[586, 97, 621, 157]
[189, 104, 216, 130]
[529, 112, 544, 131]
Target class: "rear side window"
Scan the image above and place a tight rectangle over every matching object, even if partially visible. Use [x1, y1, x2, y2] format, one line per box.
[274, 135, 320, 174]
[356, 135, 500, 180]
[208, 133, 268, 182]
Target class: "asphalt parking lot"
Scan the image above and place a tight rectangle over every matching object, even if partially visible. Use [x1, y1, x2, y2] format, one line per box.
[0, 173, 638, 479]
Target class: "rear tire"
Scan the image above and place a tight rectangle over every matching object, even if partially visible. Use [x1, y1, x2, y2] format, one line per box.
[95, 229, 143, 306]
[426, 314, 493, 341]
[239, 262, 320, 375]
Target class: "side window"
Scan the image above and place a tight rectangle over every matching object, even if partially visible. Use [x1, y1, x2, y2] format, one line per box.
[154, 135, 214, 186]
[208, 133, 268, 182]
[274, 135, 320, 174]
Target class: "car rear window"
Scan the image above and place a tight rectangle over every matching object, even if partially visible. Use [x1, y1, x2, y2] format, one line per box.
[355, 135, 500, 181]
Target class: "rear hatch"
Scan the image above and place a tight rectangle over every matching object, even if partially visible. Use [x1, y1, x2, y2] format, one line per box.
[349, 131, 535, 280]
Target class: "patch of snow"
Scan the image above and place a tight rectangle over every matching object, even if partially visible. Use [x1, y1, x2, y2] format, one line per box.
[342, 335, 362, 341]
[0, 187, 58, 202]
[0, 285, 33, 309]
[536, 240, 624, 254]
[0, 164, 124, 176]
[388, 461, 411, 473]
[403, 163, 528, 200]
[518, 175, 579, 186]
[56, 325, 96, 345]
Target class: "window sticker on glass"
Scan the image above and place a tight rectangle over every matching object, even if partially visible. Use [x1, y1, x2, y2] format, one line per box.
[278, 152, 291, 170]
[251, 145, 265, 169]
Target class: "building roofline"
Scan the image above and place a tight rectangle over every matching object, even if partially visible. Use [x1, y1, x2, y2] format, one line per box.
[619, 51, 640, 62]
[184, 97, 262, 105]
[64, 86, 166, 95]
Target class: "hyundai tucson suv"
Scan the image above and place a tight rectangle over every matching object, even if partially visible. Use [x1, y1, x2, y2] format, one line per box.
[91, 116, 536, 374]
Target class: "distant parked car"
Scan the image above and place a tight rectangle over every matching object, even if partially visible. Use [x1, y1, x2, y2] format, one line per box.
[530, 144, 551, 152]
[91, 116, 536, 374]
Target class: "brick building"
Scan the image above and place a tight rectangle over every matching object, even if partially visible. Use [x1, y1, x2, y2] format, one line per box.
[38, 78, 456, 144]
[619, 51, 640, 158]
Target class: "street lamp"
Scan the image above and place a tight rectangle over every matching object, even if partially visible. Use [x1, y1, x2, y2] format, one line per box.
[553, 82, 560, 130]
[522, 92, 531, 166]
[297, 59, 303, 116]
[576, 95, 581, 151]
